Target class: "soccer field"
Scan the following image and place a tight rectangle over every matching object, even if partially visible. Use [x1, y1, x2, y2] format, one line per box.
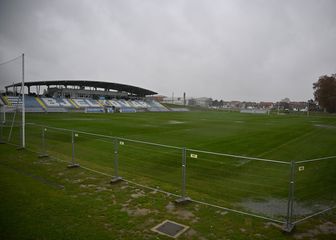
[23, 111, 336, 159]
[3, 111, 336, 226]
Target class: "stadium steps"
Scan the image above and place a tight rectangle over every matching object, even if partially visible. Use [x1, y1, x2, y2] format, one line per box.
[35, 97, 47, 110]
[97, 101, 104, 107]
[1, 96, 11, 106]
[69, 99, 79, 109]
[5, 96, 22, 106]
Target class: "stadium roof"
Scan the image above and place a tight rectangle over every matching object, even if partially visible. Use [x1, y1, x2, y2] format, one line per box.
[5, 80, 157, 96]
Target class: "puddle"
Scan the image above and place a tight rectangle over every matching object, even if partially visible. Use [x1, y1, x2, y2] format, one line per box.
[240, 198, 330, 217]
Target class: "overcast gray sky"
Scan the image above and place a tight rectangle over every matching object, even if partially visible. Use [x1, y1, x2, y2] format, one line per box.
[1, 0, 335, 101]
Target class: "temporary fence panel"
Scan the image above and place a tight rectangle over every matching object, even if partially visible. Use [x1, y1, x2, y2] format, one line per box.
[118, 138, 182, 195]
[2, 120, 21, 147]
[185, 149, 291, 223]
[14, 123, 336, 228]
[294, 157, 336, 224]
[74, 132, 116, 175]
[25, 124, 43, 153]
[42, 127, 73, 163]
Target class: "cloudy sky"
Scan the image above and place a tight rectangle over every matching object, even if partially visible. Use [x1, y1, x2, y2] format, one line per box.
[0, 0, 335, 101]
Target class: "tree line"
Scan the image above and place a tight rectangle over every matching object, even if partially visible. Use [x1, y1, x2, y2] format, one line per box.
[313, 74, 336, 113]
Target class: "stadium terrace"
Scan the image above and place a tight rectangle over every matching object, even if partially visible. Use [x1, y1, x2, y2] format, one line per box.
[1, 80, 170, 113]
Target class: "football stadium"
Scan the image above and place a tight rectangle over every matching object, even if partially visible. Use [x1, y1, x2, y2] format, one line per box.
[1, 80, 168, 113]
[1, 0, 336, 238]
[1, 72, 336, 239]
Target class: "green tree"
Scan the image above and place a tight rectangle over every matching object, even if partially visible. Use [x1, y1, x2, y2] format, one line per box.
[313, 74, 336, 113]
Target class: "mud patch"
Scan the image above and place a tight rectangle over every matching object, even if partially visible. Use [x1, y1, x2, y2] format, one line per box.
[215, 210, 228, 216]
[166, 202, 175, 212]
[95, 186, 108, 192]
[104, 223, 113, 231]
[85, 176, 97, 180]
[319, 221, 336, 234]
[120, 183, 129, 189]
[79, 184, 97, 189]
[165, 202, 196, 221]
[185, 228, 198, 237]
[131, 189, 146, 198]
[72, 179, 82, 183]
[264, 221, 283, 230]
[121, 206, 154, 216]
[294, 222, 336, 239]
[149, 189, 158, 194]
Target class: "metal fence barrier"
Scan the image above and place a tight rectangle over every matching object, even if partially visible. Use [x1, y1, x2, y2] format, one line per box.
[2, 122, 335, 232]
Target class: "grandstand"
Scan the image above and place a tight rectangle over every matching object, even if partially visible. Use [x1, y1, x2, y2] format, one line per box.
[1, 80, 170, 113]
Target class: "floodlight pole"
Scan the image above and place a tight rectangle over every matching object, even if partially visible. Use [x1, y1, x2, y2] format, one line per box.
[21, 53, 25, 148]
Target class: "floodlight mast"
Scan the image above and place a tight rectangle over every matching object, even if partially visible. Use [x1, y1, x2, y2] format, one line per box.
[21, 53, 25, 148]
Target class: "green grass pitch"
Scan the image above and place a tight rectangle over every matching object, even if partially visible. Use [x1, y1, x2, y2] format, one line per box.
[1, 110, 336, 239]
[23, 112, 336, 217]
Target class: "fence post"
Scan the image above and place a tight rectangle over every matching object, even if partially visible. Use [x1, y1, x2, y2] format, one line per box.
[17, 121, 24, 150]
[111, 138, 122, 183]
[283, 160, 296, 232]
[175, 147, 191, 203]
[0, 121, 4, 144]
[68, 130, 80, 168]
[38, 127, 48, 158]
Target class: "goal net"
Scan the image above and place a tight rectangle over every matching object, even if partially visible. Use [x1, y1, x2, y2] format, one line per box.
[0, 54, 25, 147]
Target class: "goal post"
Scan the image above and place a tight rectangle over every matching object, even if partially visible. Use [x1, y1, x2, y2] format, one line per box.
[22, 53, 25, 148]
[0, 53, 25, 148]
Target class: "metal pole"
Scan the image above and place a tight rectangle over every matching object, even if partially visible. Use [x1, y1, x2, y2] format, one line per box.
[182, 147, 186, 198]
[114, 138, 119, 177]
[0, 120, 4, 144]
[19, 122, 22, 147]
[21, 53, 25, 148]
[39, 128, 48, 158]
[284, 160, 296, 232]
[277, 102, 280, 115]
[2, 105, 6, 124]
[111, 138, 122, 183]
[68, 130, 79, 168]
[175, 147, 191, 203]
[72, 131, 75, 163]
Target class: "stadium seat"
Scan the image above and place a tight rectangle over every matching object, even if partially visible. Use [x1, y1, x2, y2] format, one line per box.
[86, 99, 101, 107]
[42, 98, 60, 107]
[1, 95, 169, 113]
[72, 99, 90, 108]
[109, 100, 122, 107]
